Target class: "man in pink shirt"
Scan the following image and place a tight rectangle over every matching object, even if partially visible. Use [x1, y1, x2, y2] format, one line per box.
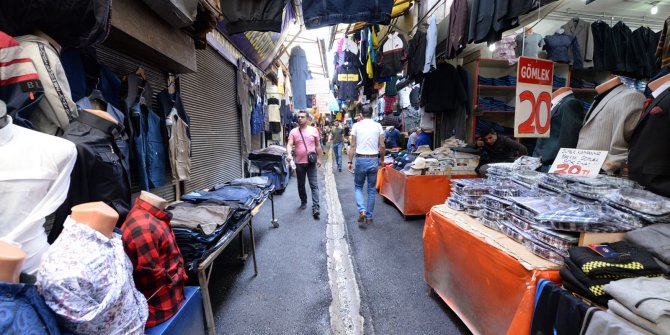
[287, 111, 323, 219]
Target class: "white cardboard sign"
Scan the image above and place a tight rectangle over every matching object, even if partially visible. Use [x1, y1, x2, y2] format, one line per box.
[305, 78, 330, 95]
[548, 148, 608, 178]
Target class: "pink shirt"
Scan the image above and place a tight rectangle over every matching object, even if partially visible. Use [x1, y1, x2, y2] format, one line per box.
[289, 126, 320, 164]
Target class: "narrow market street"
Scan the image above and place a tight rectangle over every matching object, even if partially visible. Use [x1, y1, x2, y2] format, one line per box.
[209, 152, 470, 334]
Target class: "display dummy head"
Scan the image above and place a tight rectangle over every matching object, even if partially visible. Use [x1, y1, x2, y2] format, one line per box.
[70, 202, 119, 239]
[139, 191, 168, 210]
[0, 241, 26, 283]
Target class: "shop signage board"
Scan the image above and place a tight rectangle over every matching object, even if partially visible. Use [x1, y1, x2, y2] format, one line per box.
[548, 148, 608, 178]
[514, 57, 554, 138]
[316, 94, 330, 114]
[306, 78, 331, 95]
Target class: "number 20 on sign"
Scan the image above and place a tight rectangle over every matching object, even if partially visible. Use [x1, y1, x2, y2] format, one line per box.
[514, 57, 554, 138]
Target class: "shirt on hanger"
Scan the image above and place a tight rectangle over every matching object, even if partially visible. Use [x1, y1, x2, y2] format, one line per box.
[515, 33, 545, 58]
[38, 217, 148, 335]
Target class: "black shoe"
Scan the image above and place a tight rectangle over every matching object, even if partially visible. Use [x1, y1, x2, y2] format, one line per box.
[338, 168, 342, 172]
[299, 203, 307, 210]
[313, 210, 320, 219]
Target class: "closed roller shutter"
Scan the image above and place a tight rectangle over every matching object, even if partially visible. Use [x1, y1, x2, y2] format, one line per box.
[95, 46, 176, 201]
[180, 48, 242, 193]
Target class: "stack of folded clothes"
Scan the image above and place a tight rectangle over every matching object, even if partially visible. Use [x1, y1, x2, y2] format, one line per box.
[552, 76, 567, 88]
[603, 276, 670, 335]
[477, 97, 515, 111]
[625, 224, 670, 273]
[248, 145, 289, 193]
[560, 241, 665, 306]
[603, 188, 670, 224]
[478, 75, 517, 86]
[478, 75, 494, 85]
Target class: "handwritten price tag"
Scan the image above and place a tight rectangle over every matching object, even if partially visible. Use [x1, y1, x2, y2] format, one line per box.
[514, 57, 554, 138]
[548, 148, 608, 178]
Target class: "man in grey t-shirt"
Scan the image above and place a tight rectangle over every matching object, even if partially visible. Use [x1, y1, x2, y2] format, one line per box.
[330, 120, 345, 172]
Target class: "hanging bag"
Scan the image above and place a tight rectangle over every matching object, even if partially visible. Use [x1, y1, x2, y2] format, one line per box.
[299, 128, 318, 165]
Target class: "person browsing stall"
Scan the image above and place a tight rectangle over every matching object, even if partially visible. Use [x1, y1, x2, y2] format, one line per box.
[347, 105, 385, 224]
[469, 127, 528, 176]
[287, 111, 323, 219]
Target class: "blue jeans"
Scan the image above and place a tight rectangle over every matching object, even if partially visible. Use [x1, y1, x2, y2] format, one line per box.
[332, 142, 343, 169]
[354, 157, 379, 219]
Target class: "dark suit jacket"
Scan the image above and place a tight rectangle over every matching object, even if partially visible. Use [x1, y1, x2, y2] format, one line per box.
[506, 0, 557, 19]
[632, 26, 661, 78]
[532, 94, 585, 166]
[468, 0, 516, 44]
[446, 0, 468, 59]
[612, 21, 635, 74]
[591, 21, 614, 71]
[629, 87, 670, 197]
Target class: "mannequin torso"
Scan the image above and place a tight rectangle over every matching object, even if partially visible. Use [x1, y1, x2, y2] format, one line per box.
[139, 191, 168, 210]
[70, 202, 118, 239]
[552, 87, 573, 99]
[0, 241, 26, 283]
[596, 76, 622, 94]
[648, 73, 670, 92]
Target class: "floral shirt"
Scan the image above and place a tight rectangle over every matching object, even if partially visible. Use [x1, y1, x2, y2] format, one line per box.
[37, 217, 148, 335]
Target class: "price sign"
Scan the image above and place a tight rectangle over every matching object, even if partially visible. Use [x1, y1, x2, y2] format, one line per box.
[514, 57, 554, 138]
[548, 148, 608, 178]
[306, 78, 330, 95]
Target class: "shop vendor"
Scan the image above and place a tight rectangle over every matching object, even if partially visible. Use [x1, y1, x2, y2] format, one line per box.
[468, 127, 527, 176]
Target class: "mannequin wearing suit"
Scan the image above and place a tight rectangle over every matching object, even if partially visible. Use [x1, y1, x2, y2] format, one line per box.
[576, 77, 645, 174]
[628, 73, 670, 197]
[533, 87, 585, 170]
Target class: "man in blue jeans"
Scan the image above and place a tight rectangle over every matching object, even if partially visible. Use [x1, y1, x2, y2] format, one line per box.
[330, 120, 345, 172]
[347, 105, 385, 224]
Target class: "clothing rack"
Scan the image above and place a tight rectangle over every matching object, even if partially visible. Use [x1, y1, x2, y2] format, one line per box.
[547, 10, 666, 30]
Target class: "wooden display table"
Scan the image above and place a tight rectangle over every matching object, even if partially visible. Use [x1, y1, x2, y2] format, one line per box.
[423, 205, 561, 335]
[378, 167, 478, 217]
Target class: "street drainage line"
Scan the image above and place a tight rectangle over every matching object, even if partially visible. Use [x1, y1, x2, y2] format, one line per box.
[324, 151, 365, 335]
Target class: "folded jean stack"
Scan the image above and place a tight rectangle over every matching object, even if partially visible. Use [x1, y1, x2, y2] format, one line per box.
[477, 97, 515, 111]
[445, 158, 670, 266]
[171, 177, 274, 274]
[248, 145, 289, 194]
[570, 77, 599, 89]
[560, 241, 665, 307]
[478, 75, 517, 86]
[552, 75, 567, 88]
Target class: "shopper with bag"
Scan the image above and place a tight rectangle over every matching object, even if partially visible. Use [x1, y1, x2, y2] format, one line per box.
[287, 111, 323, 219]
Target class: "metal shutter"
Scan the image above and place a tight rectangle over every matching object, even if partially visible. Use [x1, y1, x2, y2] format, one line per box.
[95, 46, 176, 201]
[180, 48, 242, 193]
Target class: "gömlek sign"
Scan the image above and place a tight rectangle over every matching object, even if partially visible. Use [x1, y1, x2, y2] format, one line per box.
[514, 57, 554, 138]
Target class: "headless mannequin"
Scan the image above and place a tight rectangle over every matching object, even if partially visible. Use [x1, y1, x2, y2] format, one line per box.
[82, 108, 117, 124]
[0, 100, 8, 129]
[0, 241, 26, 284]
[596, 76, 622, 94]
[552, 87, 573, 99]
[70, 202, 118, 239]
[139, 191, 168, 210]
[648, 73, 670, 92]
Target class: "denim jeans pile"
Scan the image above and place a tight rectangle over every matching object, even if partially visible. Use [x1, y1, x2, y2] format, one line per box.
[552, 76, 567, 88]
[478, 75, 517, 86]
[478, 97, 515, 111]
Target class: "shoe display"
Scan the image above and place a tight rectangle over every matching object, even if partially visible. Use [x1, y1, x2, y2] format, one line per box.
[300, 203, 307, 210]
[357, 211, 366, 222]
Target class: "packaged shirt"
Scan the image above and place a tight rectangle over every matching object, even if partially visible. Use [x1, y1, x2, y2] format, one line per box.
[38, 217, 148, 335]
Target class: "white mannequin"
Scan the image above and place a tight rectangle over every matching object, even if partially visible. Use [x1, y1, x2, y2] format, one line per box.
[0, 241, 26, 284]
[70, 202, 118, 239]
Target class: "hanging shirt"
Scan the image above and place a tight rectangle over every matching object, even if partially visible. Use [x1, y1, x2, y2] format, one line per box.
[378, 32, 407, 78]
[0, 117, 77, 274]
[515, 33, 545, 58]
[544, 33, 583, 69]
[38, 217, 149, 335]
[424, 15, 437, 73]
[122, 197, 188, 328]
[334, 63, 362, 101]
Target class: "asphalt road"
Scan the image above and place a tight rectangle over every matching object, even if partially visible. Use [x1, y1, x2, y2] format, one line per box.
[208, 157, 471, 334]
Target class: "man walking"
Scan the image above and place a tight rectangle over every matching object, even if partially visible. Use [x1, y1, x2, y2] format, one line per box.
[330, 120, 345, 172]
[347, 105, 385, 224]
[287, 111, 323, 219]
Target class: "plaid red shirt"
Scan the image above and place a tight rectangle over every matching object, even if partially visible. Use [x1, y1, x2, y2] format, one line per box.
[121, 197, 188, 327]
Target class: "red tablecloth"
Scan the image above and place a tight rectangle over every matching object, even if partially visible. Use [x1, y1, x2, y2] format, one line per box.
[378, 167, 477, 216]
[423, 205, 561, 335]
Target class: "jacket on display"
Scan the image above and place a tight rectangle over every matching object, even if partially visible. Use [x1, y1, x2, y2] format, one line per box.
[446, 0, 468, 59]
[167, 109, 191, 182]
[420, 62, 467, 113]
[406, 30, 427, 81]
[423, 16, 437, 73]
[543, 32, 583, 69]
[0, 0, 111, 48]
[0, 32, 44, 130]
[577, 84, 645, 173]
[591, 21, 615, 72]
[334, 63, 362, 101]
[289, 46, 310, 110]
[657, 16, 670, 70]
[301, 0, 394, 29]
[532, 94, 585, 166]
[220, 0, 287, 34]
[628, 86, 670, 197]
[378, 32, 408, 78]
[237, 59, 256, 158]
[561, 18, 594, 67]
[467, 0, 518, 44]
[505, 0, 558, 20]
[51, 111, 131, 243]
[611, 21, 635, 74]
[632, 26, 661, 78]
[15, 34, 78, 136]
[131, 81, 167, 191]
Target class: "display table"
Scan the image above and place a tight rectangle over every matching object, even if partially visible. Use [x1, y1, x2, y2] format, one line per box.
[378, 167, 478, 217]
[423, 205, 561, 335]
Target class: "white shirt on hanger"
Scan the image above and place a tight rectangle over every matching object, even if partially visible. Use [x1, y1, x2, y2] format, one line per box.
[0, 117, 77, 274]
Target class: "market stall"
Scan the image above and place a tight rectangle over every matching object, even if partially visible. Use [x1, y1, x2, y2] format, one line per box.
[424, 205, 561, 335]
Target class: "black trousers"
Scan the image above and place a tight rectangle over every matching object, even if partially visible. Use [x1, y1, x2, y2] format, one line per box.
[295, 163, 319, 211]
